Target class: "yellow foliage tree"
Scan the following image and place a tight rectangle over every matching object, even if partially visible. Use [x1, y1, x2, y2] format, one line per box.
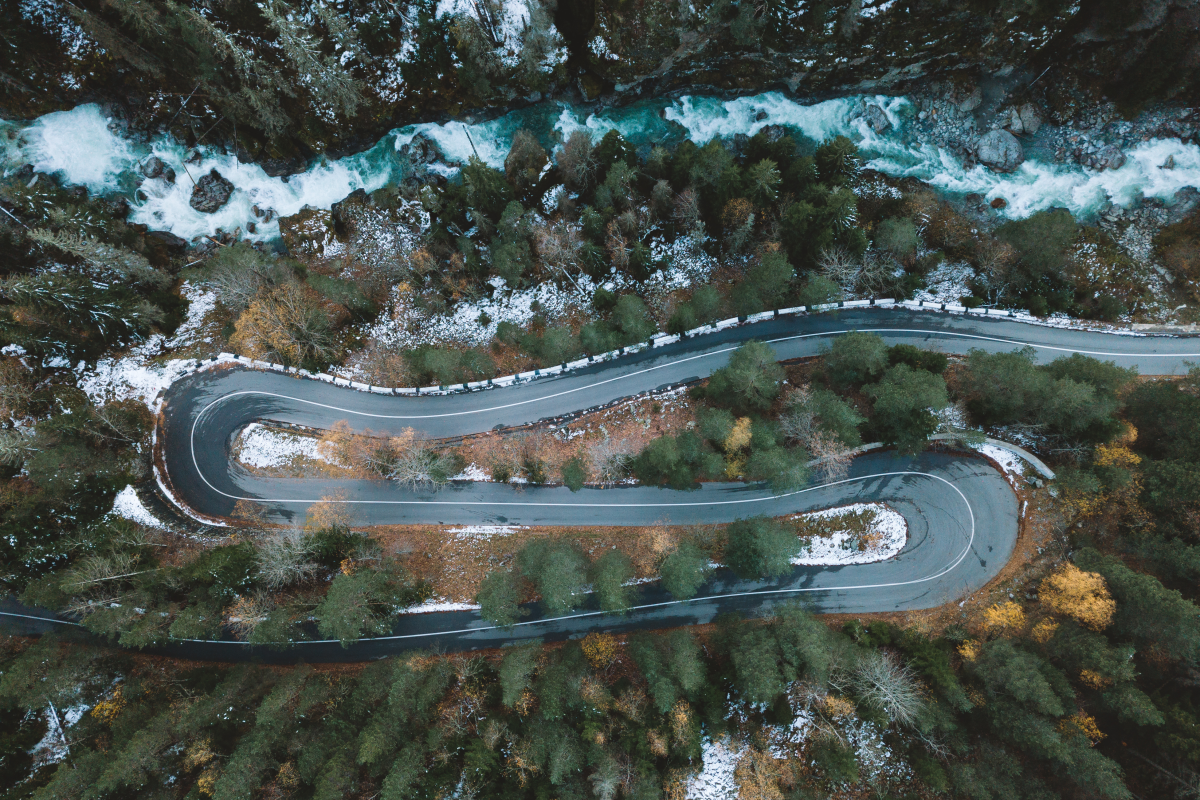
[1079, 669, 1113, 690]
[983, 601, 1027, 634]
[734, 746, 785, 800]
[230, 282, 332, 366]
[724, 417, 753, 453]
[1059, 711, 1106, 745]
[90, 686, 126, 725]
[823, 695, 856, 718]
[582, 632, 619, 669]
[1031, 619, 1059, 644]
[1040, 563, 1116, 631]
[957, 640, 981, 662]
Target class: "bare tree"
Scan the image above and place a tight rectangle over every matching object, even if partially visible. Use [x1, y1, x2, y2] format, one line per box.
[257, 527, 318, 589]
[228, 592, 274, 639]
[817, 246, 861, 289]
[779, 387, 817, 446]
[852, 651, 924, 727]
[0, 428, 34, 468]
[557, 130, 595, 191]
[808, 430, 853, 484]
[588, 435, 637, 484]
[387, 437, 459, 489]
[673, 188, 705, 241]
[532, 219, 585, 291]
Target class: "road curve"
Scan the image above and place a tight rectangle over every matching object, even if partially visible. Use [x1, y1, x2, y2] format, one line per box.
[4, 308, 1197, 662]
[161, 308, 1199, 527]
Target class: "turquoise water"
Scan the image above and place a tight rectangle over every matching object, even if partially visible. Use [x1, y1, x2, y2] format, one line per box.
[3, 92, 1198, 242]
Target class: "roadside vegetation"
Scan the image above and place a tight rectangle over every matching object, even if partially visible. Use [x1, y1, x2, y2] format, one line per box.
[1, 20, 1200, 799]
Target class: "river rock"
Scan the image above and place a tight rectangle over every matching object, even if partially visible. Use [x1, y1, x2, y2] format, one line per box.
[865, 103, 891, 134]
[976, 129, 1024, 172]
[1004, 107, 1023, 134]
[1093, 144, 1126, 170]
[141, 156, 166, 179]
[331, 187, 370, 236]
[956, 85, 983, 114]
[190, 169, 234, 213]
[758, 124, 789, 142]
[147, 230, 188, 252]
[1018, 103, 1042, 135]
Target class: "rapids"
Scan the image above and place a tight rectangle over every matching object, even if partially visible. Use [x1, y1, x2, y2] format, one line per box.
[2, 93, 1198, 243]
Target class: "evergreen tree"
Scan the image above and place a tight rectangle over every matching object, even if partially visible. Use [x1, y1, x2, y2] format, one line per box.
[660, 541, 712, 600]
[724, 517, 800, 579]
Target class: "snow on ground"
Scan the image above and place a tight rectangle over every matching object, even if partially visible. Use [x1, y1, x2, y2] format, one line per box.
[76, 282, 220, 409]
[686, 735, 745, 800]
[29, 704, 89, 768]
[365, 275, 597, 350]
[109, 485, 167, 528]
[166, 281, 218, 348]
[914, 259, 974, 304]
[233, 423, 332, 469]
[447, 525, 525, 539]
[399, 596, 481, 614]
[975, 442, 1028, 479]
[791, 503, 907, 566]
[76, 335, 196, 410]
[452, 463, 491, 481]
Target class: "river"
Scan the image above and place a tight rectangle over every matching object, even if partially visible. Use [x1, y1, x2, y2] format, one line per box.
[3, 92, 1199, 243]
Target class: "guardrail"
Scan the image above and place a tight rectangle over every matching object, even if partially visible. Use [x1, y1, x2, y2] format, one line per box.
[185, 297, 1140, 398]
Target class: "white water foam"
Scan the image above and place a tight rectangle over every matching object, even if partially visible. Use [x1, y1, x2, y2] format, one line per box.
[18, 105, 136, 191]
[4, 92, 1198, 242]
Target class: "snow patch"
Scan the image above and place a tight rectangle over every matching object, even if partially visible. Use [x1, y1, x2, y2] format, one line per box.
[400, 597, 481, 614]
[167, 282, 217, 348]
[234, 423, 331, 469]
[685, 735, 745, 800]
[452, 463, 492, 481]
[791, 503, 907, 566]
[77, 336, 196, 411]
[109, 485, 166, 529]
[975, 443, 1027, 478]
[447, 525, 525, 539]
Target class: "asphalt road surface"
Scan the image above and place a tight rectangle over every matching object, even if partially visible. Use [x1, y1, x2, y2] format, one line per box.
[5, 308, 1199, 662]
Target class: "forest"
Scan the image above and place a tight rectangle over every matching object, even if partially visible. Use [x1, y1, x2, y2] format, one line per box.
[2, 1, 1200, 798]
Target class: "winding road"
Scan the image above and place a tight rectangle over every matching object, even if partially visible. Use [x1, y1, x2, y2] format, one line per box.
[4, 307, 1199, 662]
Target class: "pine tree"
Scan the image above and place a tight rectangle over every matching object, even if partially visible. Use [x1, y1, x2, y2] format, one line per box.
[590, 549, 634, 614]
[261, 1, 364, 120]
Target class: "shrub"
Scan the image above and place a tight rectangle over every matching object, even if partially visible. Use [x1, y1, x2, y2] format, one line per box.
[518, 540, 588, 615]
[560, 456, 586, 492]
[824, 331, 888, 387]
[659, 542, 711, 600]
[477, 570, 524, 628]
[590, 550, 635, 614]
[875, 217, 919, 260]
[865, 364, 949, 453]
[724, 517, 800, 579]
[702, 340, 784, 414]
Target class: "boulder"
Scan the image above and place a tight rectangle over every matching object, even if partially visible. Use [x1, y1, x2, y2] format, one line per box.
[162, 167, 176, 184]
[976, 129, 1024, 173]
[1004, 106, 1023, 135]
[189, 169, 234, 213]
[956, 85, 983, 114]
[146, 230, 188, 252]
[758, 124, 789, 142]
[1094, 145, 1126, 170]
[331, 187, 370, 236]
[1018, 103, 1042, 135]
[141, 156, 166, 179]
[865, 103, 891, 134]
